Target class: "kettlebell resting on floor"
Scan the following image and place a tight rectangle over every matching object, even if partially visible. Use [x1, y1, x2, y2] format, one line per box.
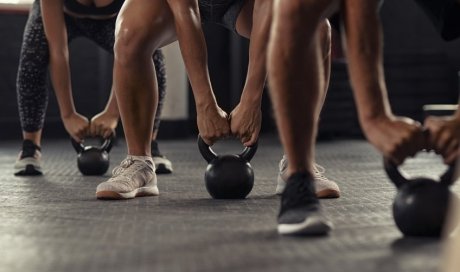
[198, 136, 258, 199]
[384, 156, 458, 237]
[71, 136, 114, 176]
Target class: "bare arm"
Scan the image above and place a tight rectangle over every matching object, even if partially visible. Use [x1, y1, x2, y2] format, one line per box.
[166, 0, 230, 145]
[41, 0, 89, 141]
[90, 88, 120, 138]
[342, 0, 425, 164]
[230, 0, 272, 146]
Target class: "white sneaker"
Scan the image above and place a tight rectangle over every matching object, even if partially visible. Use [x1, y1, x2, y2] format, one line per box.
[96, 156, 159, 200]
[276, 155, 340, 198]
[14, 140, 43, 176]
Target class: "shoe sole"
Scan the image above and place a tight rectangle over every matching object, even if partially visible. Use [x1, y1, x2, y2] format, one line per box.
[278, 216, 333, 236]
[155, 163, 173, 174]
[96, 186, 159, 200]
[14, 165, 43, 176]
[276, 174, 340, 199]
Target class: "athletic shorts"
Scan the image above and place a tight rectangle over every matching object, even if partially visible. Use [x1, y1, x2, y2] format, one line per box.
[199, 0, 246, 33]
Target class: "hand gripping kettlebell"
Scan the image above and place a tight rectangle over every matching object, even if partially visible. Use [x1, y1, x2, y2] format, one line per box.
[198, 136, 258, 199]
[384, 157, 457, 237]
[71, 136, 114, 176]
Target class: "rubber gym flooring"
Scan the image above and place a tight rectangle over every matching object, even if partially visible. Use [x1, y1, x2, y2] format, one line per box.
[0, 136, 458, 272]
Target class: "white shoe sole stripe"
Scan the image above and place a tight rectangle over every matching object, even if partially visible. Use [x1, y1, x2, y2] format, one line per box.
[278, 216, 333, 236]
[96, 186, 159, 199]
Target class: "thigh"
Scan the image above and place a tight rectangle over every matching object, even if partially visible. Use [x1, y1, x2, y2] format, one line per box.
[235, 0, 254, 38]
[116, 0, 177, 51]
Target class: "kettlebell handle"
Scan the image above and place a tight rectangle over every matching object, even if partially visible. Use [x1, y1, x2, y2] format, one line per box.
[71, 138, 85, 153]
[197, 136, 218, 163]
[384, 157, 457, 188]
[101, 135, 114, 153]
[70, 135, 114, 153]
[197, 136, 258, 163]
[384, 159, 409, 188]
[239, 142, 258, 162]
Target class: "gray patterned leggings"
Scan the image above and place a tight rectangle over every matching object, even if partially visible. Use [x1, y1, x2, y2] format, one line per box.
[17, 0, 166, 133]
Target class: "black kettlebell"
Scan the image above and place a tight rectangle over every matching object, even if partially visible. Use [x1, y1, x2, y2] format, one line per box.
[384, 157, 457, 237]
[198, 136, 258, 199]
[71, 137, 113, 176]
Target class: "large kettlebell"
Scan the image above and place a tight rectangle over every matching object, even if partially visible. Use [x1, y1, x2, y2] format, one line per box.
[198, 136, 258, 199]
[71, 137, 113, 176]
[384, 157, 457, 237]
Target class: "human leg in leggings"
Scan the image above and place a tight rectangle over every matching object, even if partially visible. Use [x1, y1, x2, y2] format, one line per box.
[15, 1, 171, 175]
[14, 0, 82, 176]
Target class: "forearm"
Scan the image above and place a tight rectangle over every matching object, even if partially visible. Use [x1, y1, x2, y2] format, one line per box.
[343, 1, 392, 124]
[241, 3, 272, 105]
[167, 0, 215, 107]
[48, 52, 76, 118]
[103, 89, 120, 117]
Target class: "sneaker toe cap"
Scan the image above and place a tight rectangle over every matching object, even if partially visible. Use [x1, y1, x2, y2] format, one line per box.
[96, 181, 129, 193]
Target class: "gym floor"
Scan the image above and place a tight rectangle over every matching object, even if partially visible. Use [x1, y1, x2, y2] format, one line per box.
[0, 136, 458, 272]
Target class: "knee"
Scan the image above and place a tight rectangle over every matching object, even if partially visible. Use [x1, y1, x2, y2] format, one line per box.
[114, 20, 158, 67]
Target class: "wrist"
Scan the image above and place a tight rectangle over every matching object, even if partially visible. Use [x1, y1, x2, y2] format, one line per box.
[359, 111, 393, 128]
[103, 107, 120, 118]
[240, 92, 262, 106]
[60, 109, 76, 119]
[194, 91, 216, 109]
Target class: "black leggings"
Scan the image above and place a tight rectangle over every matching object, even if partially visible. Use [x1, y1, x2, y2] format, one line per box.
[17, 0, 166, 133]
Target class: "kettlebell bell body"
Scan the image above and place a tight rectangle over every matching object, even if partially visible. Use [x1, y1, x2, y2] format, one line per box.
[198, 136, 257, 199]
[71, 137, 113, 176]
[385, 158, 457, 237]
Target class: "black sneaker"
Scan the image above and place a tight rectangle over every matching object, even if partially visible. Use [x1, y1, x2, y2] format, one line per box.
[151, 140, 173, 174]
[277, 172, 333, 236]
[14, 140, 43, 176]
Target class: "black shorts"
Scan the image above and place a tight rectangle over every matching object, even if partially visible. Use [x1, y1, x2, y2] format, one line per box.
[414, 0, 460, 41]
[199, 0, 246, 33]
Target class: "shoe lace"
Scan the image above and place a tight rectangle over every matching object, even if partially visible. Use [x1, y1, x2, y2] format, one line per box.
[111, 158, 141, 179]
[313, 164, 328, 181]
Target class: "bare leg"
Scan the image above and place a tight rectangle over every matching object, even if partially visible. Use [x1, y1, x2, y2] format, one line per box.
[114, 0, 176, 156]
[268, 1, 327, 177]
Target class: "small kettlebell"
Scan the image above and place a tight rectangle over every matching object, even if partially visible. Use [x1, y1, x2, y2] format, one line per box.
[198, 136, 258, 199]
[384, 157, 457, 237]
[71, 136, 114, 176]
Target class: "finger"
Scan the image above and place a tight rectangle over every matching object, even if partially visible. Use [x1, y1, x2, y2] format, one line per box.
[437, 129, 454, 155]
[71, 134, 82, 143]
[443, 138, 459, 161]
[75, 130, 84, 142]
[244, 133, 258, 147]
[445, 148, 460, 165]
[240, 134, 251, 146]
[202, 136, 214, 146]
[90, 123, 97, 137]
